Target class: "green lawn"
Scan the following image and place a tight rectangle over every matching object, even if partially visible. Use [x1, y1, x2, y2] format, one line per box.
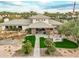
[40, 37, 46, 48]
[23, 35, 36, 47]
[40, 37, 78, 49]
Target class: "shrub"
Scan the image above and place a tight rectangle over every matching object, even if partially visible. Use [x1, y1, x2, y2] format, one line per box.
[21, 40, 33, 54]
[25, 28, 31, 34]
[45, 39, 56, 55]
[24, 35, 36, 47]
[77, 39, 79, 46]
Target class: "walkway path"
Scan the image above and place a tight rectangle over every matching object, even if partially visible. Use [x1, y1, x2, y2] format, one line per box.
[33, 34, 48, 57]
[33, 34, 40, 57]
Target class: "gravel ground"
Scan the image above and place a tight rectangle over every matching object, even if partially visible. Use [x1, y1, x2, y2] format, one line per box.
[0, 45, 21, 57]
[12, 49, 34, 57]
[0, 39, 22, 45]
[40, 48, 62, 57]
[40, 48, 79, 57]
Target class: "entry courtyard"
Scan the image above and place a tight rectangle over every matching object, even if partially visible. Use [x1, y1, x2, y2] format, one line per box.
[0, 34, 79, 57]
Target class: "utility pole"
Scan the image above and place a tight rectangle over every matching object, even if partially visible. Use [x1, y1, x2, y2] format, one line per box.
[72, 1, 76, 20]
[73, 1, 76, 13]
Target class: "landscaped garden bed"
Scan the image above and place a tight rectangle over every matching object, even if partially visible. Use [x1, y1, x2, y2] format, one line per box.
[40, 48, 62, 56]
[13, 35, 36, 57]
[40, 37, 78, 48]
[24, 35, 36, 47]
[55, 38, 78, 48]
[40, 37, 62, 56]
[13, 49, 34, 57]
[40, 37, 78, 57]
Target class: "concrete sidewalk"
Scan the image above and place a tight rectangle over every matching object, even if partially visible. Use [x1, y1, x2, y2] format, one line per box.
[33, 35, 40, 57]
[33, 34, 48, 57]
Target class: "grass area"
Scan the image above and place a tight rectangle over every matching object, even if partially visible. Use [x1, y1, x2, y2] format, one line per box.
[23, 35, 36, 47]
[54, 39, 78, 48]
[40, 37, 46, 48]
[40, 37, 78, 49]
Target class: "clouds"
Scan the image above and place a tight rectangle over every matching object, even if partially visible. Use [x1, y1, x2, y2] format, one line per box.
[0, 1, 79, 12]
[0, 1, 20, 7]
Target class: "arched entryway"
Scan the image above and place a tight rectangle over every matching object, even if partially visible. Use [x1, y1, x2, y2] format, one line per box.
[31, 28, 54, 34]
[36, 28, 46, 34]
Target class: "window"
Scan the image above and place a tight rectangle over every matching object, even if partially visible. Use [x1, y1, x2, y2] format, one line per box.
[50, 28, 53, 30]
[43, 19, 45, 21]
[5, 26, 8, 29]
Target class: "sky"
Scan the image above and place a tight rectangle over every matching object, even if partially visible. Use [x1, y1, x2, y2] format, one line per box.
[0, 0, 79, 13]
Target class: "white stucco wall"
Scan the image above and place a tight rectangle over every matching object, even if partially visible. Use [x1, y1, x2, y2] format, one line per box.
[43, 19, 49, 24]
[16, 26, 18, 28]
[32, 19, 49, 24]
[33, 19, 39, 23]
[53, 37, 62, 42]
[2, 26, 5, 30]
[22, 26, 28, 30]
[53, 35, 63, 42]
[4, 18, 9, 22]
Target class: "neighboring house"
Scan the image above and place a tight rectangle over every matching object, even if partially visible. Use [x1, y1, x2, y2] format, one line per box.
[0, 15, 3, 19]
[0, 14, 62, 34]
